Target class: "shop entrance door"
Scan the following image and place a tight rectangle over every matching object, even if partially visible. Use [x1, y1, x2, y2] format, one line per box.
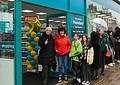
[21, 2, 67, 85]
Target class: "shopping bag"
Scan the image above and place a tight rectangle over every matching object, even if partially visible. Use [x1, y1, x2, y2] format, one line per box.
[87, 47, 94, 65]
[105, 44, 111, 57]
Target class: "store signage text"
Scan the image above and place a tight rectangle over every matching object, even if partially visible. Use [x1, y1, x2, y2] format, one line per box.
[72, 15, 85, 35]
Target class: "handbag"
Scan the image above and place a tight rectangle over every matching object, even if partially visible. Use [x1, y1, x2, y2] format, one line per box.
[105, 44, 111, 57]
[87, 47, 94, 65]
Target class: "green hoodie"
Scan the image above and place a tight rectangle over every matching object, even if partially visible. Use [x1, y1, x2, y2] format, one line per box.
[69, 40, 83, 61]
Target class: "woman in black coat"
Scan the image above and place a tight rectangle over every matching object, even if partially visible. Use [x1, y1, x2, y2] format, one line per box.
[38, 27, 56, 85]
[90, 31, 100, 79]
[90, 30, 109, 79]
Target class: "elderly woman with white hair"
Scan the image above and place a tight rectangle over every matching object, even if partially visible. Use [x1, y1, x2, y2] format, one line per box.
[38, 27, 56, 85]
[91, 28, 111, 79]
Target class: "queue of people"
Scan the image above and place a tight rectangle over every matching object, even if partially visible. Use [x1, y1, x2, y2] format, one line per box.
[38, 26, 120, 85]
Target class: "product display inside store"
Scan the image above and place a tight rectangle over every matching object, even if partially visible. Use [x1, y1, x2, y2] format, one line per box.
[0, 0, 14, 59]
[0, 1, 14, 85]
[21, 3, 66, 72]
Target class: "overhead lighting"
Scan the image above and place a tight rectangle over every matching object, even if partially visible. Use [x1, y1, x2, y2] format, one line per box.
[96, 12, 101, 15]
[62, 22, 66, 24]
[22, 10, 33, 13]
[10, 8, 14, 11]
[49, 20, 53, 22]
[97, 14, 106, 16]
[58, 16, 66, 18]
[8, 0, 15, 1]
[39, 19, 45, 21]
[54, 21, 61, 23]
[36, 12, 47, 15]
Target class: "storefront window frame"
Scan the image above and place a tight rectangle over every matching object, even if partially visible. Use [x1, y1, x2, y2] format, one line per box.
[14, 0, 22, 85]
[14, 1, 87, 85]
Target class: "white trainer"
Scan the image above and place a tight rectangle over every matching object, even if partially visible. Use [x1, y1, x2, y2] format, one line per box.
[82, 81, 86, 85]
[117, 60, 120, 63]
[77, 78, 81, 83]
[85, 81, 90, 85]
[105, 65, 109, 69]
[108, 63, 113, 67]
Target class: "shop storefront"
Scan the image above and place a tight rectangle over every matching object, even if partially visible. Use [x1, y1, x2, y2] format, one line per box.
[0, 0, 87, 85]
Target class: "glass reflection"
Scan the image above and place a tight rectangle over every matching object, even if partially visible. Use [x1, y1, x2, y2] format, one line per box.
[0, 0, 14, 59]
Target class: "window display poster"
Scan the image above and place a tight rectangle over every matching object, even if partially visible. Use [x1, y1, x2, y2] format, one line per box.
[24, 16, 38, 24]
[71, 14, 85, 36]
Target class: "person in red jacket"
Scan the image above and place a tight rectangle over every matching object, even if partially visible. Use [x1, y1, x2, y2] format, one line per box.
[54, 27, 71, 83]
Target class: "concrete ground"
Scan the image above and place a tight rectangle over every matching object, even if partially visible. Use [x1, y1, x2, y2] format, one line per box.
[23, 63, 120, 85]
[91, 63, 120, 85]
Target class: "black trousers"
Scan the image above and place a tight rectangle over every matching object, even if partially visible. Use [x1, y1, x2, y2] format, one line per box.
[115, 43, 120, 60]
[42, 65, 51, 85]
[72, 61, 82, 79]
[91, 63, 99, 78]
[81, 61, 91, 81]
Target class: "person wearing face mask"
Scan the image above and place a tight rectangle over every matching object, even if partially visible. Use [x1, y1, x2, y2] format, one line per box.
[38, 27, 56, 85]
[54, 27, 71, 84]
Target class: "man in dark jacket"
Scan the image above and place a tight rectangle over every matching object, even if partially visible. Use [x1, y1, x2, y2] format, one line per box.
[38, 27, 56, 85]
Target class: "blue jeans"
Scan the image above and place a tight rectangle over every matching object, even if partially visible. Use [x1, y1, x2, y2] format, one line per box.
[57, 55, 68, 77]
